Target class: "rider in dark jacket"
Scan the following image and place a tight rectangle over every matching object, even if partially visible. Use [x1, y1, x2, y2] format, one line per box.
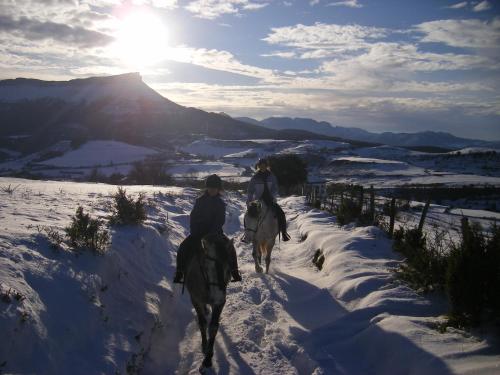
[173, 174, 241, 283]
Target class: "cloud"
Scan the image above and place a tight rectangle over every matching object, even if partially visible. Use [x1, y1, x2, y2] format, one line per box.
[185, 0, 269, 19]
[0, 14, 114, 48]
[150, 81, 499, 140]
[416, 18, 500, 49]
[320, 42, 494, 74]
[473, 0, 492, 12]
[309, 0, 320, 5]
[263, 22, 388, 53]
[326, 0, 362, 8]
[165, 46, 279, 82]
[243, 2, 268, 10]
[132, 0, 178, 9]
[446, 1, 468, 9]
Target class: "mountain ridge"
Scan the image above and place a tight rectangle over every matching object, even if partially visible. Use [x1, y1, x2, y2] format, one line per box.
[236, 116, 500, 149]
[0, 73, 367, 155]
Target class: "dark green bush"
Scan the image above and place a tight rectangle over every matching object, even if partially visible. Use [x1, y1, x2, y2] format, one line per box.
[65, 206, 109, 253]
[335, 198, 362, 226]
[268, 154, 308, 195]
[446, 219, 500, 326]
[109, 187, 146, 225]
[128, 160, 172, 185]
[393, 227, 448, 292]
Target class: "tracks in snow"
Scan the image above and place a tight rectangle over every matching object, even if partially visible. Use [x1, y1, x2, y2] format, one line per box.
[172, 199, 328, 375]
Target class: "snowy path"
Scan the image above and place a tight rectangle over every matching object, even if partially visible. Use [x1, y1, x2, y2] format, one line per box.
[149, 196, 500, 375]
[1, 178, 498, 375]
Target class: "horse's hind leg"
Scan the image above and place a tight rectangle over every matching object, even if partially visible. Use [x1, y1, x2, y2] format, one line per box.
[252, 242, 263, 273]
[202, 302, 225, 368]
[192, 300, 208, 354]
[265, 240, 275, 274]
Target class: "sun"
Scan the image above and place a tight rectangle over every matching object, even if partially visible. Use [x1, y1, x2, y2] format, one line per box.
[113, 12, 169, 69]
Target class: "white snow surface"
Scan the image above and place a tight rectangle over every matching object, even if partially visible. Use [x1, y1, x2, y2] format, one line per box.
[39, 140, 158, 168]
[168, 161, 245, 178]
[0, 177, 498, 374]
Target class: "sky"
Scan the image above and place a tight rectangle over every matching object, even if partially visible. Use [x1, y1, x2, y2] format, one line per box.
[0, 0, 499, 140]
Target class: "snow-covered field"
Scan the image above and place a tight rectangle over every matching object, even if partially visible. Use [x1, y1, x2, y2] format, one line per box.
[2, 138, 499, 188]
[1, 177, 498, 374]
[39, 141, 158, 168]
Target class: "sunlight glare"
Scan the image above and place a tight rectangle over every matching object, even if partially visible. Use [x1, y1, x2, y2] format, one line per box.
[114, 12, 169, 69]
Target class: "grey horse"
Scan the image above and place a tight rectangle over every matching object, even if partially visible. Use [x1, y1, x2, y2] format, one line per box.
[244, 200, 280, 273]
[184, 233, 235, 372]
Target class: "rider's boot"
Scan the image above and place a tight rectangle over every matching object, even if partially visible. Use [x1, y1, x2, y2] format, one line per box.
[241, 231, 251, 243]
[231, 269, 242, 282]
[173, 270, 184, 284]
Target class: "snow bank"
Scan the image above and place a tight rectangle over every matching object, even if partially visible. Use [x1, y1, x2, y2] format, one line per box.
[279, 196, 500, 374]
[0, 178, 193, 374]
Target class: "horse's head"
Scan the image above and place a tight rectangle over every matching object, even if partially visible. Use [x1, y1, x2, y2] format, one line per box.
[201, 233, 234, 263]
[247, 200, 262, 218]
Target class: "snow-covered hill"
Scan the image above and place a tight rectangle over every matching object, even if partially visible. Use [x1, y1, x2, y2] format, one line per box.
[1, 177, 498, 374]
[0, 73, 166, 106]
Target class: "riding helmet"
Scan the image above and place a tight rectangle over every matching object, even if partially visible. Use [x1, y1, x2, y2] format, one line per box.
[206, 174, 222, 189]
[256, 157, 269, 168]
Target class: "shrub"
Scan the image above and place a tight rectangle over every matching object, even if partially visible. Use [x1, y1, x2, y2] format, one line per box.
[268, 154, 308, 195]
[109, 187, 146, 225]
[108, 172, 126, 185]
[312, 249, 325, 270]
[37, 225, 64, 250]
[128, 160, 172, 185]
[393, 227, 448, 292]
[88, 167, 106, 183]
[65, 206, 109, 253]
[446, 219, 500, 326]
[335, 198, 361, 226]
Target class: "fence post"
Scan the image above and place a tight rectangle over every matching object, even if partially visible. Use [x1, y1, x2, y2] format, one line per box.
[370, 185, 375, 224]
[389, 197, 396, 238]
[418, 198, 431, 233]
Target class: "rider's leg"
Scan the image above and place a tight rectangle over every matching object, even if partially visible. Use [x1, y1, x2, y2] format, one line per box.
[173, 235, 199, 283]
[274, 204, 291, 241]
[221, 234, 242, 282]
[229, 245, 242, 282]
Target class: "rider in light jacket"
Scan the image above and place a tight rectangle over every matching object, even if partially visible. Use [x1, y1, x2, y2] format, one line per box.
[245, 158, 290, 241]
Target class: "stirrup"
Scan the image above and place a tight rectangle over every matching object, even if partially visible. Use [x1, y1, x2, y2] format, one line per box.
[241, 233, 251, 243]
[173, 271, 184, 284]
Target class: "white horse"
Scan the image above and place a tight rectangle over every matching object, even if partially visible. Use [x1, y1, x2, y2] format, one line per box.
[244, 200, 280, 273]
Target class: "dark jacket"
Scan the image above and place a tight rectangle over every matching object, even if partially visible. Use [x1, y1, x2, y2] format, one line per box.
[190, 192, 226, 238]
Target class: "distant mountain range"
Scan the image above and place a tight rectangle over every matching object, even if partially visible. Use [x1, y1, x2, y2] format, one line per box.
[2, 73, 494, 157]
[0, 73, 358, 155]
[236, 117, 500, 150]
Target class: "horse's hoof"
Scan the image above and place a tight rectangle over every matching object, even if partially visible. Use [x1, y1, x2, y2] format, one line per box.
[255, 266, 263, 273]
[202, 357, 212, 368]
